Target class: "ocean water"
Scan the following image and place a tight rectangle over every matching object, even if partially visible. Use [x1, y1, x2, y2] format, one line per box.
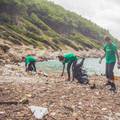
[37, 58, 120, 76]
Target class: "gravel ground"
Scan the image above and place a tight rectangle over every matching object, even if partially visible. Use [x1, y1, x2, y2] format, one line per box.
[0, 64, 120, 120]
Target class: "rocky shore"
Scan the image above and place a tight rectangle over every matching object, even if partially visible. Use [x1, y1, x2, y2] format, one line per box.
[0, 62, 120, 120]
[1, 40, 120, 119]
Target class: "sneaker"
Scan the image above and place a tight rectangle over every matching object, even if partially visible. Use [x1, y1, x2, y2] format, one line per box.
[109, 83, 117, 93]
[105, 81, 111, 86]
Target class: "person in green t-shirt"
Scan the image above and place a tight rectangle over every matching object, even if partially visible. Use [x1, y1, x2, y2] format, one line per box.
[25, 54, 37, 72]
[99, 36, 120, 92]
[58, 53, 78, 81]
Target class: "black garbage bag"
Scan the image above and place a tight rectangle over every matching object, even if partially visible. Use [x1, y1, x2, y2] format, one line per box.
[73, 58, 89, 84]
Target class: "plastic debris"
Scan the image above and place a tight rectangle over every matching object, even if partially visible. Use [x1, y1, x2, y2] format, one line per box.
[29, 106, 48, 119]
[19, 97, 29, 104]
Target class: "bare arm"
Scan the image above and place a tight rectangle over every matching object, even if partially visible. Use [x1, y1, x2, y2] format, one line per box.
[116, 50, 120, 62]
[61, 64, 65, 76]
[25, 58, 27, 72]
[25, 63, 28, 72]
[99, 52, 105, 64]
[101, 53, 105, 59]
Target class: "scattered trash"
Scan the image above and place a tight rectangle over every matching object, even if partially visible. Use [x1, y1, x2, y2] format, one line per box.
[19, 97, 29, 104]
[25, 94, 33, 98]
[101, 108, 107, 111]
[38, 71, 48, 77]
[0, 111, 5, 114]
[29, 106, 48, 119]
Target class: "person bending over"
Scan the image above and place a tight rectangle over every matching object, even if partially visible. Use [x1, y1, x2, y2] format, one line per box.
[25, 54, 37, 72]
[58, 53, 78, 81]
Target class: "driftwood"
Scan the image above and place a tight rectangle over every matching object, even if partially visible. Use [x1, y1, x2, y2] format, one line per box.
[0, 101, 18, 105]
[0, 98, 29, 105]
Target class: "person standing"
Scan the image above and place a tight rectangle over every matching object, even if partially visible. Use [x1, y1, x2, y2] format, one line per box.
[100, 36, 120, 92]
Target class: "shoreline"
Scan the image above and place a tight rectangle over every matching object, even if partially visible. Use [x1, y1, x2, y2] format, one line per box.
[0, 43, 104, 65]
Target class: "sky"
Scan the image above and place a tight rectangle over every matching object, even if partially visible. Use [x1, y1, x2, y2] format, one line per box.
[49, 0, 120, 40]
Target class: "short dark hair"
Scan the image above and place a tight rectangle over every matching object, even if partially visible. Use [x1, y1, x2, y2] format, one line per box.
[105, 36, 111, 41]
[58, 55, 64, 61]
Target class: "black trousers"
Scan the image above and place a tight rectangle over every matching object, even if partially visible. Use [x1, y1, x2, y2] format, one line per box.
[106, 62, 115, 80]
[26, 62, 36, 72]
[67, 60, 77, 80]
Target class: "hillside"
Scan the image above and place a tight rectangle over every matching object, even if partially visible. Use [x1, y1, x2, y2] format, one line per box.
[0, 0, 119, 50]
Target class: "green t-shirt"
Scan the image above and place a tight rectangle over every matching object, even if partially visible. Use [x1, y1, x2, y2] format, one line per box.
[63, 53, 78, 64]
[103, 43, 117, 64]
[25, 55, 37, 65]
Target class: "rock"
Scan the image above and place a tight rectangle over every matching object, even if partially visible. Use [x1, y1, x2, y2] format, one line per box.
[78, 102, 82, 105]
[6, 59, 11, 63]
[63, 106, 74, 112]
[0, 111, 6, 114]
[90, 84, 96, 89]
[0, 59, 5, 65]
[95, 91, 99, 95]
[50, 112, 56, 116]
[104, 116, 114, 120]
[25, 94, 33, 98]
[101, 108, 107, 111]
[0, 44, 10, 53]
[72, 112, 78, 117]
[29, 106, 48, 119]
[115, 113, 120, 117]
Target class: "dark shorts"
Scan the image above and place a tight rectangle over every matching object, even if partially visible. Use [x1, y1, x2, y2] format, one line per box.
[106, 62, 115, 79]
[26, 62, 36, 72]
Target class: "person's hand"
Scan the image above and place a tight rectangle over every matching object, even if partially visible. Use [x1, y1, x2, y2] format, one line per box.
[118, 61, 120, 64]
[99, 58, 102, 64]
[61, 73, 64, 76]
[117, 61, 120, 69]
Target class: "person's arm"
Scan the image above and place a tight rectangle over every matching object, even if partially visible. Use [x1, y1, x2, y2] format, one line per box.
[25, 58, 28, 72]
[99, 44, 106, 64]
[61, 63, 65, 76]
[99, 53, 105, 64]
[116, 50, 120, 62]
